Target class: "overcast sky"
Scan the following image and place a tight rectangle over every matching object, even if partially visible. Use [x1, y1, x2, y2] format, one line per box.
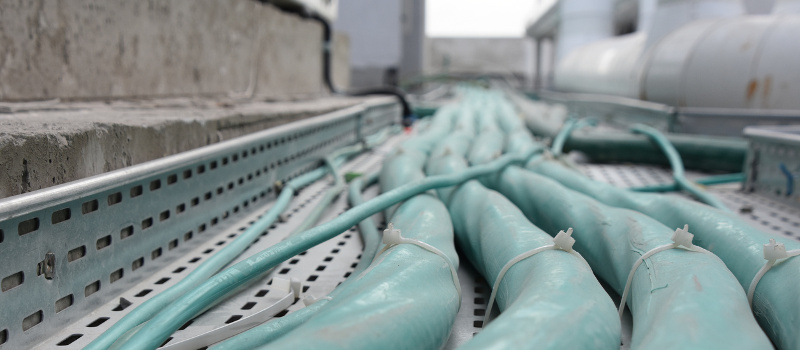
[426, 0, 554, 37]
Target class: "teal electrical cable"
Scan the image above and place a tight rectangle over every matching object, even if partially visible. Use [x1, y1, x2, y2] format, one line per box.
[259, 197, 459, 350]
[522, 109, 748, 172]
[490, 165, 772, 349]
[526, 158, 800, 350]
[426, 148, 620, 349]
[89, 169, 313, 350]
[211, 173, 381, 350]
[87, 128, 391, 350]
[479, 91, 770, 348]
[285, 156, 347, 237]
[631, 124, 730, 211]
[630, 172, 746, 192]
[258, 135, 461, 350]
[550, 118, 596, 157]
[214, 109, 453, 349]
[347, 173, 381, 276]
[115, 151, 531, 350]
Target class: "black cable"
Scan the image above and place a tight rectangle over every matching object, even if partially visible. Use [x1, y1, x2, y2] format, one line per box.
[266, 2, 417, 126]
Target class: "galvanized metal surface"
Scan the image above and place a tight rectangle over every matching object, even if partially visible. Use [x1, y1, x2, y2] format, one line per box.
[583, 162, 800, 242]
[31, 128, 488, 350]
[0, 98, 399, 349]
[744, 125, 800, 211]
[4, 116, 800, 349]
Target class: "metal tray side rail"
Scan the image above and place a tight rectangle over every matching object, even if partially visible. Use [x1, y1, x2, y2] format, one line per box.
[0, 98, 400, 349]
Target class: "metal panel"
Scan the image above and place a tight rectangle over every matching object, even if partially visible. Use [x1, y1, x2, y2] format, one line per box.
[5, 109, 800, 349]
[30, 126, 489, 350]
[743, 125, 800, 210]
[0, 98, 399, 349]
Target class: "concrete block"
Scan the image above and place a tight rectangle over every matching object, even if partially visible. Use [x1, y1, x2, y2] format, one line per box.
[0, 0, 347, 102]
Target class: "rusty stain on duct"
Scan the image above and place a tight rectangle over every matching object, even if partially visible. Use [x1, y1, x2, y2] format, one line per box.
[762, 75, 772, 108]
[746, 79, 758, 101]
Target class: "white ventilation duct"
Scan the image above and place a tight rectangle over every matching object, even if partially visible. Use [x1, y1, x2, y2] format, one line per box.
[644, 0, 743, 48]
[551, 0, 800, 110]
[774, 0, 800, 13]
[555, 0, 615, 62]
[643, 15, 800, 109]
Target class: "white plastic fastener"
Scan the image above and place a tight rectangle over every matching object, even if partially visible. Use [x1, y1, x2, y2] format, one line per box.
[382, 223, 403, 245]
[618, 224, 717, 318]
[747, 238, 800, 306]
[367, 223, 463, 304]
[671, 224, 695, 249]
[552, 228, 576, 252]
[272, 277, 292, 294]
[764, 239, 789, 262]
[484, 227, 590, 326]
[290, 278, 302, 299]
[302, 295, 332, 306]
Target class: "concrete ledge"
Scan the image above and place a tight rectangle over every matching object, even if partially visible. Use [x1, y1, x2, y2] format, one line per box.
[0, 0, 348, 101]
[0, 96, 388, 198]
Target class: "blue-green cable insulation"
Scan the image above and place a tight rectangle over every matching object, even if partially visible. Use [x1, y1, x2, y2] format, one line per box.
[256, 197, 458, 350]
[89, 127, 391, 350]
[526, 158, 800, 349]
[427, 152, 620, 349]
[631, 124, 730, 211]
[490, 166, 771, 349]
[630, 172, 746, 192]
[88, 167, 319, 350]
[550, 118, 596, 157]
[211, 173, 381, 350]
[347, 173, 382, 276]
[114, 151, 531, 350]
[219, 118, 459, 349]
[521, 105, 748, 172]
[257, 154, 460, 349]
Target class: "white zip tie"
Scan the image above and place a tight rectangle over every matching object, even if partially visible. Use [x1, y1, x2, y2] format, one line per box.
[160, 277, 299, 350]
[618, 225, 716, 318]
[747, 238, 800, 306]
[371, 223, 462, 304]
[303, 295, 333, 306]
[483, 228, 590, 326]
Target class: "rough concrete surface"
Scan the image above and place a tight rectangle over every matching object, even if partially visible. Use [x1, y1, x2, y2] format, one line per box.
[0, 96, 378, 198]
[0, 0, 348, 101]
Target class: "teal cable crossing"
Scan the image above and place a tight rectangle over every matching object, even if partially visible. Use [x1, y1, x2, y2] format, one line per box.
[631, 124, 731, 211]
[114, 151, 531, 350]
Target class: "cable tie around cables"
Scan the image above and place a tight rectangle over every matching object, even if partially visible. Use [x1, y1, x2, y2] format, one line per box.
[747, 238, 800, 307]
[160, 277, 300, 350]
[618, 225, 716, 318]
[370, 223, 462, 304]
[302, 295, 332, 306]
[483, 228, 590, 326]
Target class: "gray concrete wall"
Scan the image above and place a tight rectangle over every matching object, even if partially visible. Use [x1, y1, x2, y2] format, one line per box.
[424, 37, 536, 89]
[0, 0, 348, 102]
